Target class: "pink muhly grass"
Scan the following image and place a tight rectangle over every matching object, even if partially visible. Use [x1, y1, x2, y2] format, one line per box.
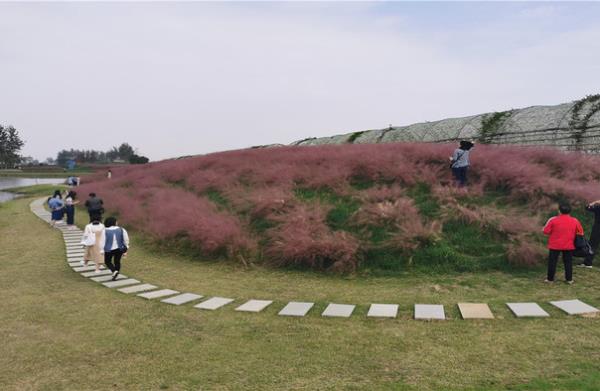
[506, 240, 545, 267]
[265, 203, 361, 272]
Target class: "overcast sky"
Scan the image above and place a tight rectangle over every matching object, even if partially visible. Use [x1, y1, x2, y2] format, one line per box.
[1, 2, 599, 161]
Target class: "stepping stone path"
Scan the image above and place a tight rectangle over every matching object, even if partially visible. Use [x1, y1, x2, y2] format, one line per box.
[415, 304, 445, 320]
[195, 297, 235, 310]
[278, 302, 314, 317]
[322, 303, 355, 318]
[28, 198, 600, 322]
[161, 293, 203, 305]
[138, 289, 180, 300]
[458, 303, 494, 319]
[118, 284, 158, 294]
[235, 300, 273, 313]
[506, 303, 550, 318]
[367, 304, 398, 318]
[550, 299, 600, 315]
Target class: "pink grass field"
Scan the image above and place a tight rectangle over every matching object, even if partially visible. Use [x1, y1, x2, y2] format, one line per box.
[75, 143, 600, 272]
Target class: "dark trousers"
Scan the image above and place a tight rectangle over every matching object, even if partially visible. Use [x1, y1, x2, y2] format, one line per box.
[88, 210, 102, 223]
[585, 226, 600, 266]
[104, 249, 124, 272]
[452, 166, 468, 186]
[547, 250, 573, 281]
[65, 205, 75, 225]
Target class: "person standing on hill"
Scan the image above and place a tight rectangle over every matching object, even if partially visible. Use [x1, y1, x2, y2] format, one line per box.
[103, 217, 130, 281]
[85, 192, 104, 222]
[64, 190, 79, 229]
[543, 202, 584, 284]
[578, 200, 600, 268]
[450, 140, 474, 187]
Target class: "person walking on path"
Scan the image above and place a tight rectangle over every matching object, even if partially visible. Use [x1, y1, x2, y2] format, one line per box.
[103, 217, 130, 281]
[84, 192, 104, 222]
[64, 191, 79, 229]
[450, 140, 474, 187]
[543, 202, 584, 284]
[48, 191, 65, 227]
[578, 200, 600, 268]
[107, 169, 112, 179]
[82, 218, 106, 273]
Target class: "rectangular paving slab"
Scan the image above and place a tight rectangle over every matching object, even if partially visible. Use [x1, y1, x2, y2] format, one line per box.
[118, 284, 158, 294]
[458, 303, 494, 319]
[90, 274, 128, 282]
[138, 289, 180, 300]
[81, 270, 113, 277]
[550, 299, 600, 315]
[73, 265, 97, 272]
[415, 304, 445, 320]
[102, 278, 141, 288]
[278, 302, 314, 317]
[506, 302, 550, 318]
[322, 303, 356, 318]
[194, 297, 235, 310]
[367, 304, 398, 318]
[235, 300, 273, 313]
[161, 293, 204, 305]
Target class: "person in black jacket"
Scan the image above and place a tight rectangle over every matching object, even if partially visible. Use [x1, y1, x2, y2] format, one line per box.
[578, 200, 600, 268]
[84, 192, 104, 222]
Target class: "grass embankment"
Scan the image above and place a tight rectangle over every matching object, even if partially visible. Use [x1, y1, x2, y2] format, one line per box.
[1, 191, 600, 390]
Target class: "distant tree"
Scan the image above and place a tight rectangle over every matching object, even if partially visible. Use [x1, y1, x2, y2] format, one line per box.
[44, 157, 56, 165]
[20, 156, 39, 166]
[129, 154, 150, 164]
[117, 143, 135, 161]
[0, 125, 25, 169]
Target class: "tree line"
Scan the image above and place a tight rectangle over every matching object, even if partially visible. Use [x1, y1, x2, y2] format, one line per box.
[56, 143, 149, 166]
[0, 125, 24, 169]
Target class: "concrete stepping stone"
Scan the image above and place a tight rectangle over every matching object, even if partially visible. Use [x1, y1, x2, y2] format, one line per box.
[67, 257, 84, 262]
[194, 297, 235, 310]
[322, 303, 355, 318]
[90, 274, 127, 282]
[506, 302, 550, 318]
[278, 302, 314, 317]
[235, 300, 273, 313]
[550, 299, 600, 315]
[458, 303, 494, 319]
[138, 289, 180, 300]
[415, 304, 445, 320]
[81, 270, 112, 277]
[73, 265, 97, 272]
[161, 293, 204, 305]
[102, 278, 140, 288]
[367, 304, 398, 318]
[118, 284, 158, 294]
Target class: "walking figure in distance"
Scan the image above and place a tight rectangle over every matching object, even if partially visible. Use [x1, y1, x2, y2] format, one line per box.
[450, 140, 474, 187]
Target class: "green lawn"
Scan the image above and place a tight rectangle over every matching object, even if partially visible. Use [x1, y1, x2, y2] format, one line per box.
[1, 193, 600, 390]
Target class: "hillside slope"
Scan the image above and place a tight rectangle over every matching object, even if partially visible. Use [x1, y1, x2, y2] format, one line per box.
[76, 143, 600, 274]
[291, 94, 600, 152]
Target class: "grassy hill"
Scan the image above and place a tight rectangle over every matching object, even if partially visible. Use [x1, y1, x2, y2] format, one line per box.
[76, 142, 600, 274]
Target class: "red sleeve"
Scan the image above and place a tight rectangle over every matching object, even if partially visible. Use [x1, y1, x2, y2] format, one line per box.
[576, 219, 584, 236]
[543, 218, 554, 235]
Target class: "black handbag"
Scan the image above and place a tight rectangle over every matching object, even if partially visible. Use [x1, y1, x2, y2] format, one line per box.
[574, 235, 594, 257]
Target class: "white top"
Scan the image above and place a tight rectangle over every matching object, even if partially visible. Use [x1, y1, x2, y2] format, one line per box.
[106, 226, 130, 251]
[84, 222, 106, 249]
[65, 196, 74, 206]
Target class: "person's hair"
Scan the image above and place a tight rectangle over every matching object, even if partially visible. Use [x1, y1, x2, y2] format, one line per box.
[460, 140, 474, 150]
[559, 202, 571, 214]
[53, 190, 62, 198]
[104, 216, 117, 228]
[67, 191, 77, 199]
[89, 192, 96, 197]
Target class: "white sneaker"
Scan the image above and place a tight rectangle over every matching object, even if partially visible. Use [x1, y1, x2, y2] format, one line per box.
[112, 270, 118, 276]
[80, 260, 85, 266]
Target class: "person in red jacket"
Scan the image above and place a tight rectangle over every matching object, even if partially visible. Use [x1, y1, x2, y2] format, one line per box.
[543, 202, 584, 284]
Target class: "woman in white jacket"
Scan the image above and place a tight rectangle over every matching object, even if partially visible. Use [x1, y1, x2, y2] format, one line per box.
[82, 218, 106, 273]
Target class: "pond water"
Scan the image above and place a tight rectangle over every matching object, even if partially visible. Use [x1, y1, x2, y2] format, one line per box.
[0, 177, 66, 203]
